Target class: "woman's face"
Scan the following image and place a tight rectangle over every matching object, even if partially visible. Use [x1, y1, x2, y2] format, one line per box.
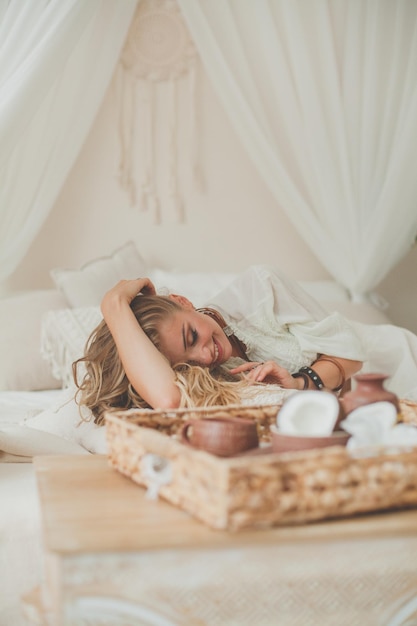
[157, 308, 233, 367]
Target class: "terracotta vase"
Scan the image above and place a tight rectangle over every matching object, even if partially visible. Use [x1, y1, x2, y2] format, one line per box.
[341, 373, 400, 416]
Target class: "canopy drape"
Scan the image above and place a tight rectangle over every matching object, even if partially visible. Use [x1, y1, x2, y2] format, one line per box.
[178, 0, 417, 298]
[0, 0, 137, 283]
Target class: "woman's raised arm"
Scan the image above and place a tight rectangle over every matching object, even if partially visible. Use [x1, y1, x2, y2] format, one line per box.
[101, 278, 182, 409]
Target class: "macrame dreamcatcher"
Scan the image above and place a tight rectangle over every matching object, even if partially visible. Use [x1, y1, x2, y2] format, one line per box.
[115, 0, 200, 222]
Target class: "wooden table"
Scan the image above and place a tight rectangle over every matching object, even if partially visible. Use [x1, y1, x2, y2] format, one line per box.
[33, 454, 417, 626]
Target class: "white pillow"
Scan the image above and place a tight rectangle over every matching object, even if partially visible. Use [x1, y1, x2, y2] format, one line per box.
[298, 280, 350, 302]
[149, 271, 351, 309]
[149, 269, 238, 308]
[41, 307, 103, 386]
[0, 290, 67, 391]
[50, 241, 148, 307]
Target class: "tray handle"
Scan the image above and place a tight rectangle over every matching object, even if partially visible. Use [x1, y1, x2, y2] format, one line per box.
[140, 453, 173, 500]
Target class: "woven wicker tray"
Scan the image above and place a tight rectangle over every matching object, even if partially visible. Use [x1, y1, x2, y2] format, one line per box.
[105, 401, 417, 531]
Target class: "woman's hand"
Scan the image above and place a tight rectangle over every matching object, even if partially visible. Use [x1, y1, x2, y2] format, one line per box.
[102, 277, 156, 306]
[101, 278, 157, 318]
[229, 361, 302, 389]
[231, 356, 363, 392]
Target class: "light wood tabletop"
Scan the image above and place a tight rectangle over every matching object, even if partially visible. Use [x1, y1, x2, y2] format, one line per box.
[34, 454, 417, 555]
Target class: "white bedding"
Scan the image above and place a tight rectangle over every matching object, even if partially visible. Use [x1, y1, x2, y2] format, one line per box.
[0, 389, 62, 425]
[0, 389, 64, 462]
[0, 388, 107, 462]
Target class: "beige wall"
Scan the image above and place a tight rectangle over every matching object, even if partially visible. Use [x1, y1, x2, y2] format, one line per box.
[6, 57, 417, 333]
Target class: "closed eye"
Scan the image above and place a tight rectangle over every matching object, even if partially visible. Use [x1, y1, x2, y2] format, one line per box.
[190, 328, 198, 346]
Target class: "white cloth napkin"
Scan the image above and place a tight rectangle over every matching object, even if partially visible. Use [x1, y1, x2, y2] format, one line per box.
[341, 401, 417, 450]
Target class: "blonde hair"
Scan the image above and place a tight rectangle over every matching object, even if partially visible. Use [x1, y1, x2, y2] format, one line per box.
[174, 363, 250, 408]
[73, 294, 254, 425]
[73, 294, 182, 424]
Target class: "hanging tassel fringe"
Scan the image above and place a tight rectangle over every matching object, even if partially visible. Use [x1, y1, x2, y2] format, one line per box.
[116, 65, 137, 207]
[168, 78, 184, 222]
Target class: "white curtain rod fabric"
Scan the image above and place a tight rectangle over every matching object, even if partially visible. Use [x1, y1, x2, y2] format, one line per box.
[178, 0, 417, 297]
[0, 0, 137, 284]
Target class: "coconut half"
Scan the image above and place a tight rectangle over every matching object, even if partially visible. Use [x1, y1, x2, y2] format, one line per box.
[340, 401, 398, 449]
[277, 390, 340, 436]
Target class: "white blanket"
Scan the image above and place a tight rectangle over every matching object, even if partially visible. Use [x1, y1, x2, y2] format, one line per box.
[0, 388, 107, 462]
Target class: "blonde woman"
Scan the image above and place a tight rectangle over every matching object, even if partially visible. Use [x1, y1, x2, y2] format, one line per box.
[74, 265, 369, 424]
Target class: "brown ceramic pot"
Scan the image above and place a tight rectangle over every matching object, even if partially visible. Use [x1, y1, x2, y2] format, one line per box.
[181, 417, 259, 457]
[340, 373, 400, 416]
[270, 425, 349, 453]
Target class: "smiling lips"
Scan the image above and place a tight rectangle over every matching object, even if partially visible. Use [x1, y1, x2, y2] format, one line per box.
[212, 338, 222, 366]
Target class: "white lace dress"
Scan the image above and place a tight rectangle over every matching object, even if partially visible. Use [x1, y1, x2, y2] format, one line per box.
[207, 265, 417, 401]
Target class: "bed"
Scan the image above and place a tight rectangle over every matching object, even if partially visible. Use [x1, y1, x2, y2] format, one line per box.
[0, 241, 393, 626]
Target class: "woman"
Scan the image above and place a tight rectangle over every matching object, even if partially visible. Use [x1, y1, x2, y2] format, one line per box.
[75, 265, 369, 424]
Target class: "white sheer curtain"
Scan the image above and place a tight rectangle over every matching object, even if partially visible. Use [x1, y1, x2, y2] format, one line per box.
[178, 0, 417, 298]
[0, 0, 137, 284]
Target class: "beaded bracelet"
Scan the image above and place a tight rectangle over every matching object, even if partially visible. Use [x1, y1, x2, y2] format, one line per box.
[299, 366, 325, 390]
[291, 372, 309, 389]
